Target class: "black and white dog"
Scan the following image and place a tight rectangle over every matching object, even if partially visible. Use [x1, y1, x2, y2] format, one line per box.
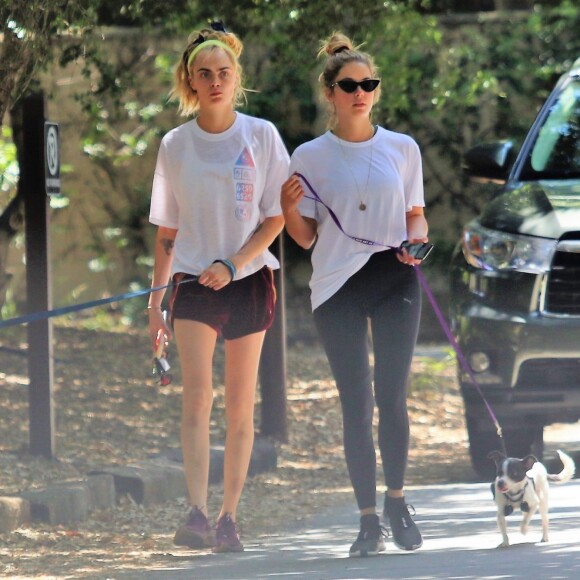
[488, 449, 575, 548]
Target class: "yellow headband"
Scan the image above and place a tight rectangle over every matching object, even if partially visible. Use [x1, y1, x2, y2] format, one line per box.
[186, 39, 237, 70]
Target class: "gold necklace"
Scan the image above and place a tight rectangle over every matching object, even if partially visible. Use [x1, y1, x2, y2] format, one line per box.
[336, 128, 375, 211]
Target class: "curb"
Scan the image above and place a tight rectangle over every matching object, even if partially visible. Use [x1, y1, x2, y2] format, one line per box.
[0, 437, 277, 532]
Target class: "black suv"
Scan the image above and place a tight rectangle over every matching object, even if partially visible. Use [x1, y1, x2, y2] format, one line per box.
[450, 57, 580, 478]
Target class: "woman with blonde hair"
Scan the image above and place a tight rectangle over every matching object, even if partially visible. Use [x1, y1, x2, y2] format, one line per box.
[282, 32, 428, 557]
[148, 22, 289, 553]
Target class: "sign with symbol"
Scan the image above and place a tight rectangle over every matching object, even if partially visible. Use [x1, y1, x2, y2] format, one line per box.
[44, 122, 60, 195]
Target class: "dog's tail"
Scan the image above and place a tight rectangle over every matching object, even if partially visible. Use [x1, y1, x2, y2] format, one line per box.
[547, 450, 576, 484]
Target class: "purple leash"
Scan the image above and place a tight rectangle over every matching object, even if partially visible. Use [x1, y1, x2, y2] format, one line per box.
[294, 171, 506, 450]
[414, 266, 504, 446]
[297, 172, 393, 248]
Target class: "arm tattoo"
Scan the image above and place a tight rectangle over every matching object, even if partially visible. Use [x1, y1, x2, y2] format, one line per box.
[161, 237, 174, 256]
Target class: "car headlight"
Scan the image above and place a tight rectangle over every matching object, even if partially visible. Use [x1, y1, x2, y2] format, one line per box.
[461, 222, 557, 274]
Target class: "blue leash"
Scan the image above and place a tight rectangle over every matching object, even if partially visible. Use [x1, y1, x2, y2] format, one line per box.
[0, 278, 197, 329]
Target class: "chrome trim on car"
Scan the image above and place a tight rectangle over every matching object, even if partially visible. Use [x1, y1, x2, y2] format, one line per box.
[557, 240, 580, 253]
[540, 240, 580, 318]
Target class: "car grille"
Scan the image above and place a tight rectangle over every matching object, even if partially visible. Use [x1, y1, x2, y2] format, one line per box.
[517, 358, 580, 389]
[544, 240, 580, 316]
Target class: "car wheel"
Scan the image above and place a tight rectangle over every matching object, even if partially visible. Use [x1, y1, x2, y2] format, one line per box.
[465, 415, 541, 479]
[466, 415, 500, 480]
[505, 426, 544, 461]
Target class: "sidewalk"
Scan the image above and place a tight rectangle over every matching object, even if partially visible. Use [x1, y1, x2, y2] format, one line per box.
[111, 479, 580, 580]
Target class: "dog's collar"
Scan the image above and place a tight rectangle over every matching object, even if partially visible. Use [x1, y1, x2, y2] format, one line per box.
[503, 480, 529, 504]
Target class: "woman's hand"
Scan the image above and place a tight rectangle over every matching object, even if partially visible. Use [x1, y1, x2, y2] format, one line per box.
[397, 237, 430, 266]
[281, 174, 305, 214]
[281, 175, 317, 249]
[198, 261, 234, 291]
[399, 206, 429, 265]
[148, 308, 172, 352]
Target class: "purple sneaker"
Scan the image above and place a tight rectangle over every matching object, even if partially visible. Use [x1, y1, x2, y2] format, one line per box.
[213, 513, 244, 553]
[173, 506, 215, 549]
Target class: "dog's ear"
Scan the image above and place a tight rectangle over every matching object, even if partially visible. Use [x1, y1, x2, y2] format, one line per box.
[522, 455, 538, 471]
[487, 450, 506, 466]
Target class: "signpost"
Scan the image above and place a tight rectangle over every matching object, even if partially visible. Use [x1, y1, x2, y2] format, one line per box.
[21, 93, 57, 458]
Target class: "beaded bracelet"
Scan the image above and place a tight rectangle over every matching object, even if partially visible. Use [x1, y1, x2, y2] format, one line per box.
[213, 259, 237, 281]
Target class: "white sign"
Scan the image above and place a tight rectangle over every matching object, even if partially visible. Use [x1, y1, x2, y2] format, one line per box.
[44, 122, 60, 195]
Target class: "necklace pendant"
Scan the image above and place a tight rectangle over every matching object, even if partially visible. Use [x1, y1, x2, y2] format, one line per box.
[359, 203, 367, 211]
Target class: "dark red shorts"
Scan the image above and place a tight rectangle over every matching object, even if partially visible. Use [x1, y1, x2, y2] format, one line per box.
[169, 267, 276, 340]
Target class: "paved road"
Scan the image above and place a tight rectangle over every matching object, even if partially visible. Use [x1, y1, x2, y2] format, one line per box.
[114, 478, 580, 580]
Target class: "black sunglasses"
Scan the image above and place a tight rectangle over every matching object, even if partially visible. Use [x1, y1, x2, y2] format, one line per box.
[331, 79, 381, 93]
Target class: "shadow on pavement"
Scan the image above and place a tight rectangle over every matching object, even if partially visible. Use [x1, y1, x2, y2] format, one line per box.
[112, 480, 580, 580]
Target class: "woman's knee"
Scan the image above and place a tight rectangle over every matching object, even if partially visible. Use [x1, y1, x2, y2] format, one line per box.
[224, 404, 255, 439]
[340, 387, 374, 422]
[181, 387, 213, 425]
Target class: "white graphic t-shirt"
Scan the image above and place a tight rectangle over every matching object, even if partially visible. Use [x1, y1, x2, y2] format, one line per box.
[150, 113, 290, 279]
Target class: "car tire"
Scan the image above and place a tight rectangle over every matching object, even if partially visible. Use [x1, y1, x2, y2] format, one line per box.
[465, 416, 500, 479]
[465, 415, 541, 479]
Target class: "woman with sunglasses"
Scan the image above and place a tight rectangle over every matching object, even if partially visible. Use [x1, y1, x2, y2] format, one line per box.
[281, 32, 429, 557]
[148, 23, 289, 553]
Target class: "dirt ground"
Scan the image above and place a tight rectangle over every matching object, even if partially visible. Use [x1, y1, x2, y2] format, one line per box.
[0, 323, 475, 578]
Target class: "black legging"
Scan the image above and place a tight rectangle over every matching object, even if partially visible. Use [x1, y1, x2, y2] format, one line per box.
[313, 249, 421, 511]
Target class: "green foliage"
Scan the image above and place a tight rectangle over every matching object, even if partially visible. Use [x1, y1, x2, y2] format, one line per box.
[93, 0, 192, 27]
[2, 0, 580, 328]
[0, 1, 96, 121]
[0, 128, 18, 199]
[408, 347, 456, 394]
[63, 31, 172, 297]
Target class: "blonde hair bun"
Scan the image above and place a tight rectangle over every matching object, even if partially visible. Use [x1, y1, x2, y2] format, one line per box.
[318, 32, 354, 58]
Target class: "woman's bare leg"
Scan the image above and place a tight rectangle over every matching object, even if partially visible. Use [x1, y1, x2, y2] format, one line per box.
[174, 319, 218, 513]
[217, 330, 266, 521]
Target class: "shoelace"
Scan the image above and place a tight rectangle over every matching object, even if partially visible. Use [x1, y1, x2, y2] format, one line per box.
[359, 522, 390, 541]
[387, 503, 417, 528]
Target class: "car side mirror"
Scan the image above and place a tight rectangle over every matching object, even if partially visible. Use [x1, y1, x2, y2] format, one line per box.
[462, 140, 515, 184]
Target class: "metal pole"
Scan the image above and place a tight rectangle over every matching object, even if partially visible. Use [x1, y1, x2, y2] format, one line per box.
[259, 233, 288, 442]
[21, 93, 55, 458]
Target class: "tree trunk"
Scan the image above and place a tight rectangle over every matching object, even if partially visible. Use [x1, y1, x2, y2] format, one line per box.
[0, 101, 25, 312]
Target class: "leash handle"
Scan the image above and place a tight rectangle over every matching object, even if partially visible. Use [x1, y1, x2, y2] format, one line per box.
[153, 311, 172, 386]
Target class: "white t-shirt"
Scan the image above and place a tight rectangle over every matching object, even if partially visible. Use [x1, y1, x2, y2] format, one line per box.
[150, 113, 290, 279]
[290, 127, 425, 310]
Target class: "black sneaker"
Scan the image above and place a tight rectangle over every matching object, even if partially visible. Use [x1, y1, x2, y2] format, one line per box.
[383, 495, 423, 551]
[349, 514, 388, 557]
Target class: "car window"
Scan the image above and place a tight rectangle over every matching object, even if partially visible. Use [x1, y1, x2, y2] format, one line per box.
[526, 80, 580, 179]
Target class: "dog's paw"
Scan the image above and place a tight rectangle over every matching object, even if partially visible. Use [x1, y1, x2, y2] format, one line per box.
[520, 523, 529, 535]
[497, 541, 510, 549]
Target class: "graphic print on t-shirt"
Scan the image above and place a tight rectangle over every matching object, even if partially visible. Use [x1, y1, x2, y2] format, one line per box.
[233, 147, 256, 222]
